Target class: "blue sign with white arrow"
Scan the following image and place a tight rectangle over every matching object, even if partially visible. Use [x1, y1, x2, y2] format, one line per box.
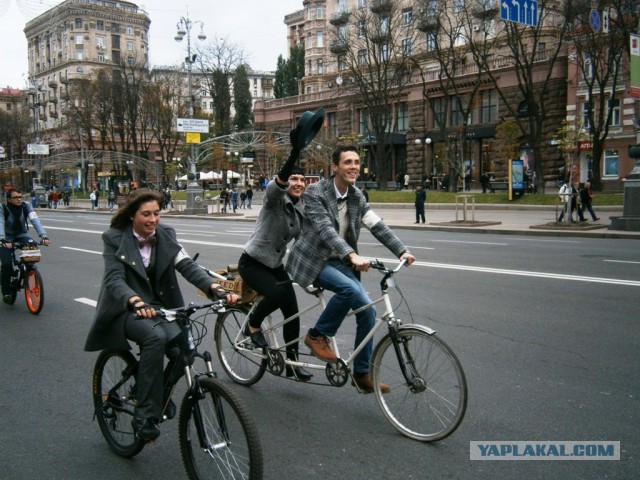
[501, 0, 538, 27]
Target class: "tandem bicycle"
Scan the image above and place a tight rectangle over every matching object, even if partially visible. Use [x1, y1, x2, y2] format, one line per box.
[213, 259, 468, 442]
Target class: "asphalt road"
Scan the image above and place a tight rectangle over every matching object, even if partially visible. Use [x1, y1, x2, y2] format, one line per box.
[1, 212, 638, 479]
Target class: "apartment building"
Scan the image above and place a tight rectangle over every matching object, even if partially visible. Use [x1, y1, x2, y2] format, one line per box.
[23, 0, 151, 132]
[254, 0, 638, 191]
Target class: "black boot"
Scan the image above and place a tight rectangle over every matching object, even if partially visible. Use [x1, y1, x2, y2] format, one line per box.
[286, 349, 313, 382]
[1, 265, 13, 303]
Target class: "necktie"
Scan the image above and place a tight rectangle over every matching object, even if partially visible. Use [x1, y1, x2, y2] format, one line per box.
[138, 236, 156, 247]
[337, 196, 347, 203]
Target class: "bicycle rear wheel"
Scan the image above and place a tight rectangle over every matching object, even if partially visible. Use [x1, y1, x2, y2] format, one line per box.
[371, 326, 467, 442]
[24, 266, 44, 314]
[179, 377, 263, 480]
[214, 308, 267, 386]
[92, 349, 145, 457]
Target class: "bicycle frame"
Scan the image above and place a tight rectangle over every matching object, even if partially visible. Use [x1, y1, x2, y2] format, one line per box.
[234, 260, 434, 376]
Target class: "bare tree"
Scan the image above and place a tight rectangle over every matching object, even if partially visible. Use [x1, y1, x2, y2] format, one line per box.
[566, 0, 639, 190]
[328, 0, 422, 188]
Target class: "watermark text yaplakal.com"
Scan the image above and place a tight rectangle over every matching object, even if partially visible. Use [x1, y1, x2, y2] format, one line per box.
[470, 441, 620, 461]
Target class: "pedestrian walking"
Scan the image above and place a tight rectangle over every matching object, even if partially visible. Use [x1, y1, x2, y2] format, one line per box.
[578, 182, 600, 222]
[246, 186, 253, 209]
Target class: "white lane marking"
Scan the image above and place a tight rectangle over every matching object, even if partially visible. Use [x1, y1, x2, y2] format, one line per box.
[75, 297, 97, 307]
[431, 239, 509, 246]
[372, 257, 640, 287]
[61, 246, 102, 255]
[604, 259, 640, 265]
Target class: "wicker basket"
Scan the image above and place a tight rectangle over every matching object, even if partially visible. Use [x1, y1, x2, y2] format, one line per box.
[19, 248, 41, 263]
[214, 265, 258, 304]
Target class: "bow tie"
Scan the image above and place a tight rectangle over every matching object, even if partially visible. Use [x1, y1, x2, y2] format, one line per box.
[138, 236, 156, 247]
[337, 196, 348, 203]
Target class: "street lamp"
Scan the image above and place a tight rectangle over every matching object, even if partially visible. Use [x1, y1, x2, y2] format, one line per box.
[175, 12, 207, 214]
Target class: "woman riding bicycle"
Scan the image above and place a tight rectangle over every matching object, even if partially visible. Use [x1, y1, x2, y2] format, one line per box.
[84, 189, 237, 442]
[1, 188, 50, 304]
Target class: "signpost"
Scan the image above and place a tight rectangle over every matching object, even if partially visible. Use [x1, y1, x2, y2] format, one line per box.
[500, 0, 538, 27]
[27, 143, 50, 155]
[176, 118, 209, 133]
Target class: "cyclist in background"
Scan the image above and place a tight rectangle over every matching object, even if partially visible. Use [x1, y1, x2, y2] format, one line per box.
[1, 188, 50, 304]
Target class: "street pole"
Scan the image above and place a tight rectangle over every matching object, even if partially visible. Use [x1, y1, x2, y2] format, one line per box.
[175, 12, 207, 214]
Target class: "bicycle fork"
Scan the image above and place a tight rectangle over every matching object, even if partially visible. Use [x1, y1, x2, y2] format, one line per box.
[388, 325, 427, 393]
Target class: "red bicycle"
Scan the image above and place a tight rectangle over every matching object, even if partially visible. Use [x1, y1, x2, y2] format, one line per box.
[5, 241, 46, 314]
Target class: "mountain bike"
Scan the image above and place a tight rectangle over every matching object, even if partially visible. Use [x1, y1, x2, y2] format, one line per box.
[92, 300, 263, 479]
[214, 260, 468, 443]
[5, 241, 46, 314]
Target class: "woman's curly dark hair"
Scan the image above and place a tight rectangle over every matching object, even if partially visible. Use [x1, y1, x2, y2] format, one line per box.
[110, 189, 163, 229]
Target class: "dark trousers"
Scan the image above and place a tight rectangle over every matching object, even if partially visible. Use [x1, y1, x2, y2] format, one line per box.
[415, 203, 425, 223]
[125, 315, 180, 421]
[238, 253, 301, 357]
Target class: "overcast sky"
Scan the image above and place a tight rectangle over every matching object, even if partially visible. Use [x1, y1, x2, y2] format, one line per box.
[0, 0, 303, 88]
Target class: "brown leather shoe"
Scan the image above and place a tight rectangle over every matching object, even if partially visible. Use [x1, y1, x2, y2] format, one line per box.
[304, 334, 337, 362]
[352, 373, 390, 394]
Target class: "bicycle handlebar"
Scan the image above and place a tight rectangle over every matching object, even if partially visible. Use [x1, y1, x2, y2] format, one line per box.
[158, 300, 228, 322]
[369, 258, 407, 274]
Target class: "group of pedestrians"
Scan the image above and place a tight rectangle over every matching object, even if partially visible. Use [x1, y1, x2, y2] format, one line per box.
[557, 180, 600, 223]
[220, 186, 253, 213]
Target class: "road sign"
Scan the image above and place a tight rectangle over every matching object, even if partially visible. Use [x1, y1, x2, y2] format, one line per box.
[186, 132, 201, 144]
[176, 118, 209, 133]
[500, 0, 538, 27]
[589, 9, 601, 33]
[0, 146, 5, 158]
[27, 143, 50, 155]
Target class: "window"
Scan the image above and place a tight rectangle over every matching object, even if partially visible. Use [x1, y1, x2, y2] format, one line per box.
[426, 32, 436, 52]
[338, 25, 348, 40]
[358, 49, 368, 65]
[357, 0, 367, 8]
[112, 50, 121, 64]
[6, 103, 11, 111]
[96, 35, 106, 49]
[402, 38, 412, 56]
[582, 101, 592, 132]
[111, 23, 120, 33]
[126, 25, 134, 35]
[75, 34, 84, 45]
[379, 43, 389, 61]
[397, 102, 409, 131]
[453, 0, 465, 13]
[127, 40, 134, 51]
[451, 96, 466, 126]
[431, 97, 445, 128]
[76, 50, 84, 60]
[603, 149, 619, 177]
[402, 8, 413, 26]
[317, 58, 324, 74]
[608, 98, 620, 127]
[337, 0, 346, 11]
[338, 55, 347, 71]
[327, 111, 338, 137]
[127, 56, 135, 65]
[358, 20, 366, 38]
[112, 34, 121, 49]
[75, 18, 83, 29]
[358, 108, 369, 134]
[97, 53, 105, 62]
[307, 6, 315, 20]
[481, 90, 497, 123]
[317, 31, 324, 47]
[317, 6, 325, 19]
[97, 20, 104, 30]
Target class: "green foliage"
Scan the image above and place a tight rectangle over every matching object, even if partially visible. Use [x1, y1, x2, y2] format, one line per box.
[233, 65, 252, 131]
[274, 45, 305, 98]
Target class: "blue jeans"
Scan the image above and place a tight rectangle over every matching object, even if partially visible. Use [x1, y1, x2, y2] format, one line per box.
[314, 258, 376, 375]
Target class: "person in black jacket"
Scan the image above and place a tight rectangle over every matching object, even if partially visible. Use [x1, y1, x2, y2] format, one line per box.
[84, 189, 237, 442]
[414, 183, 426, 224]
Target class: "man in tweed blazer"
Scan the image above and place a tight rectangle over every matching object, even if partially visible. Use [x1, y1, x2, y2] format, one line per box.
[286, 146, 415, 393]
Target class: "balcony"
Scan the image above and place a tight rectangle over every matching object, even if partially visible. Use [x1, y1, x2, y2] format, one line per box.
[417, 13, 439, 32]
[329, 10, 350, 26]
[48, 79, 57, 88]
[370, 31, 391, 43]
[329, 39, 348, 54]
[370, 0, 392, 15]
[472, 0, 499, 19]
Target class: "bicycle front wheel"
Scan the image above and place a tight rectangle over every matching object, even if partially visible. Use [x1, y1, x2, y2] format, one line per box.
[215, 308, 267, 386]
[179, 377, 263, 480]
[92, 349, 145, 457]
[371, 326, 467, 442]
[24, 266, 44, 314]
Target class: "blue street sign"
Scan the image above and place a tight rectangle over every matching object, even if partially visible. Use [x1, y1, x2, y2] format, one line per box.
[589, 9, 601, 33]
[501, 0, 538, 27]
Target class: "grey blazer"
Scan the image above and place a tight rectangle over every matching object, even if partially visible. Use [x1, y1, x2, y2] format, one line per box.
[286, 177, 407, 287]
[242, 177, 303, 269]
[84, 224, 214, 352]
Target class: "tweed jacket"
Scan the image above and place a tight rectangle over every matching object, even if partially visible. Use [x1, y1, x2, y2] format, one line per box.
[286, 176, 407, 287]
[242, 177, 304, 269]
[84, 223, 214, 352]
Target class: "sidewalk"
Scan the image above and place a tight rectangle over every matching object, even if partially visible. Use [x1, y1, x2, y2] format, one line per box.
[45, 198, 638, 239]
